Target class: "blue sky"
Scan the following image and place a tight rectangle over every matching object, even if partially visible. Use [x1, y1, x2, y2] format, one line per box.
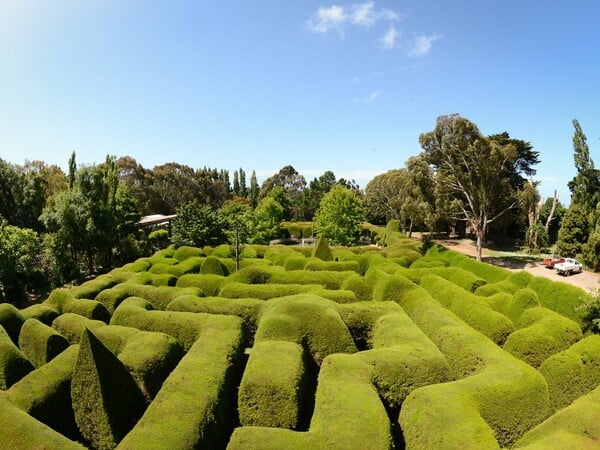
[1, 1, 600, 203]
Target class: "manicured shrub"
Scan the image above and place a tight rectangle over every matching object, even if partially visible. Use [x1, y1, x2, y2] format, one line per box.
[117, 313, 246, 450]
[7, 345, 80, 439]
[220, 282, 323, 300]
[52, 313, 108, 345]
[201, 255, 228, 276]
[18, 319, 70, 369]
[503, 307, 582, 368]
[242, 244, 269, 258]
[93, 325, 184, 400]
[211, 243, 232, 258]
[173, 245, 204, 261]
[0, 394, 85, 449]
[255, 294, 357, 365]
[487, 288, 541, 324]
[410, 257, 447, 269]
[304, 259, 361, 273]
[71, 328, 146, 449]
[282, 255, 308, 270]
[539, 335, 600, 413]
[0, 326, 33, 389]
[268, 270, 352, 290]
[228, 354, 393, 450]
[389, 275, 548, 448]
[514, 384, 600, 449]
[20, 304, 59, 325]
[44, 289, 110, 322]
[312, 235, 333, 261]
[340, 274, 371, 301]
[0, 303, 25, 344]
[95, 283, 151, 313]
[121, 258, 152, 273]
[238, 341, 309, 429]
[70, 274, 119, 299]
[526, 276, 589, 324]
[175, 273, 225, 296]
[419, 274, 515, 346]
[129, 271, 177, 287]
[227, 265, 275, 284]
[166, 296, 263, 337]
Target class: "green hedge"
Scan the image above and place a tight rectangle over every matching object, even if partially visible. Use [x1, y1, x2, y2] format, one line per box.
[93, 325, 184, 400]
[514, 385, 600, 449]
[18, 319, 69, 369]
[117, 313, 246, 450]
[0, 303, 25, 344]
[419, 274, 515, 346]
[201, 255, 229, 276]
[0, 393, 85, 449]
[71, 329, 146, 449]
[254, 294, 356, 365]
[340, 274, 371, 301]
[51, 313, 108, 345]
[525, 276, 589, 324]
[166, 295, 263, 338]
[173, 245, 205, 261]
[388, 274, 548, 448]
[70, 274, 119, 299]
[44, 289, 110, 322]
[128, 271, 177, 287]
[6, 345, 80, 439]
[121, 258, 152, 273]
[539, 335, 600, 414]
[20, 304, 59, 325]
[175, 273, 225, 296]
[0, 326, 33, 389]
[228, 354, 393, 449]
[503, 307, 582, 368]
[219, 282, 324, 300]
[238, 341, 309, 429]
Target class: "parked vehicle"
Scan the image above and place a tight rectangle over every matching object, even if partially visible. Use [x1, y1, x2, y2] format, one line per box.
[554, 258, 583, 276]
[542, 254, 565, 268]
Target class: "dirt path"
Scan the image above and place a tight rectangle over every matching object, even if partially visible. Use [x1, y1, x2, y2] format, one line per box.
[435, 238, 600, 293]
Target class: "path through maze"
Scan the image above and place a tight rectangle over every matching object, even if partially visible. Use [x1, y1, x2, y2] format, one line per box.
[1, 229, 600, 449]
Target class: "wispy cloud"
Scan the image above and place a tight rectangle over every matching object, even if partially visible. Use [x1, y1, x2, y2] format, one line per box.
[407, 33, 443, 56]
[356, 91, 380, 103]
[306, 1, 399, 37]
[306, 5, 346, 35]
[381, 25, 399, 50]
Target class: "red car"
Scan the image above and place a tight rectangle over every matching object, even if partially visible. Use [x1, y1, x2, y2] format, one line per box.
[542, 255, 565, 268]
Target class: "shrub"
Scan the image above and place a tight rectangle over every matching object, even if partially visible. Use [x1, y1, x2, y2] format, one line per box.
[117, 313, 246, 450]
[220, 282, 323, 300]
[44, 288, 110, 322]
[304, 259, 361, 273]
[238, 341, 310, 429]
[0, 394, 85, 449]
[52, 313, 108, 345]
[173, 245, 204, 261]
[312, 235, 333, 261]
[20, 304, 59, 325]
[121, 258, 152, 273]
[7, 345, 80, 439]
[201, 255, 228, 276]
[340, 274, 372, 301]
[0, 325, 33, 389]
[70, 274, 119, 299]
[0, 303, 25, 344]
[176, 273, 225, 296]
[71, 328, 146, 449]
[526, 277, 589, 324]
[539, 335, 600, 413]
[18, 319, 70, 369]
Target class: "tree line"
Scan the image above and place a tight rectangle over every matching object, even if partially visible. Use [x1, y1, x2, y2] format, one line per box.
[5, 113, 596, 304]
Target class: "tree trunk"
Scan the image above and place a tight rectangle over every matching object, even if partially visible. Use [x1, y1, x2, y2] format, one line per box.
[544, 190, 558, 233]
[475, 226, 484, 261]
[408, 217, 414, 238]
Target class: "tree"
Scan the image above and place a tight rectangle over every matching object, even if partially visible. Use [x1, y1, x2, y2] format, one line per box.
[314, 185, 364, 246]
[567, 119, 600, 211]
[0, 221, 44, 303]
[556, 203, 589, 257]
[250, 197, 284, 244]
[420, 114, 533, 260]
[249, 171, 259, 208]
[171, 201, 227, 248]
[260, 165, 307, 220]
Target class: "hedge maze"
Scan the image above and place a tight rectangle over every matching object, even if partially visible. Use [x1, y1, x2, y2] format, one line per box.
[2, 225, 600, 449]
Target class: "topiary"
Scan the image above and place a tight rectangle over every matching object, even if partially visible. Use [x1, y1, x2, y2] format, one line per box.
[312, 235, 333, 262]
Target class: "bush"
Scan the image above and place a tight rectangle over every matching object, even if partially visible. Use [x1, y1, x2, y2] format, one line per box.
[175, 273, 225, 296]
[18, 319, 69, 369]
[0, 325, 33, 389]
[71, 328, 146, 449]
[312, 235, 333, 261]
[52, 313, 108, 345]
[238, 341, 310, 429]
[0, 303, 25, 344]
[7, 345, 80, 439]
[539, 335, 600, 413]
[201, 256, 229, 276]
[172, 245, 204, 261]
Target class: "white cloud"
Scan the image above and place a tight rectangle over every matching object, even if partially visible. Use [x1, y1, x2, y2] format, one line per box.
[307, 2, 399, 36]
[306, 5, 346, 35]
[381, 25, 399, 49]
[356, 91, 380, 103]
[407, 33, 443, 56]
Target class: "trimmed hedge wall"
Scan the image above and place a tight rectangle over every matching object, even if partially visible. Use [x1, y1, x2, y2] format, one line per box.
[0, 326, 34, 389]
[0, 393, 86, 449]
[539, 335, 600, 414]
[391, 275, 549, 448]
[228, 354, 393, 450]
[52, 313, 108, 345]
[7, 345, 80, 439]
[117, 313, 246, 449]
[18, 319, 69, 369]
